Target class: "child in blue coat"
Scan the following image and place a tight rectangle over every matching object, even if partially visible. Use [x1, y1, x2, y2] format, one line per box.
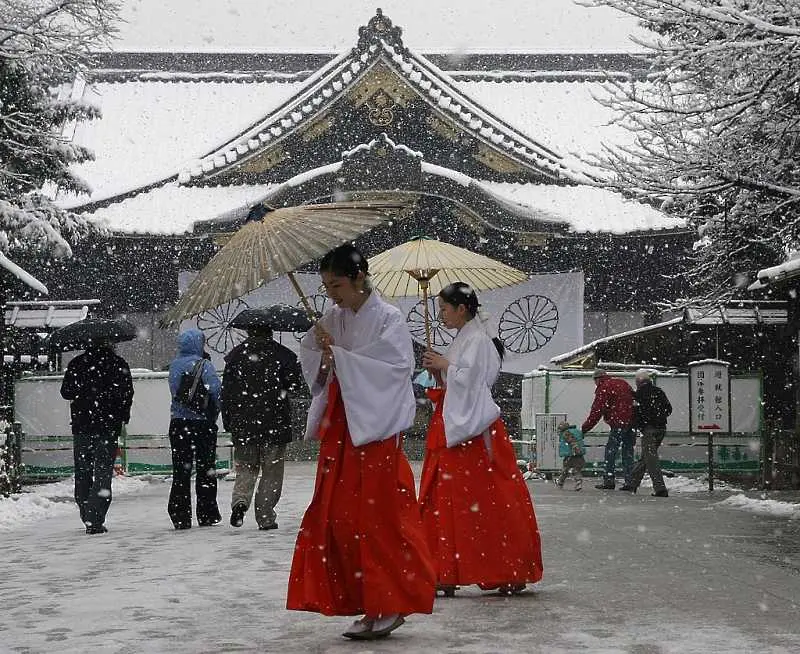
[556, 421, 586, 491]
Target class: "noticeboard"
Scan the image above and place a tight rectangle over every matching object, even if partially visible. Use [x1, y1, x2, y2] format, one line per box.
[689, 360, 730, 433]
[535, 413, 567, 471]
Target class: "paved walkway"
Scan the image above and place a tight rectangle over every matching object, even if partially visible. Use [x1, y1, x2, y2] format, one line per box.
[2, 463, 800, 653]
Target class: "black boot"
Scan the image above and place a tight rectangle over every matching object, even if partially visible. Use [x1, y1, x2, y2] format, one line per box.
[230, 503, 247, 528]
[652, 489, 669, 497]
[85, 524, 108, 535]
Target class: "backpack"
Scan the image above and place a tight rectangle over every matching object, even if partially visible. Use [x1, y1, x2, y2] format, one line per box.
[175, 360, 210, 414]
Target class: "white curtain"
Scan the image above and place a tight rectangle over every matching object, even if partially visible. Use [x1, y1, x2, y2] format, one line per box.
[178, 271, 584, 375]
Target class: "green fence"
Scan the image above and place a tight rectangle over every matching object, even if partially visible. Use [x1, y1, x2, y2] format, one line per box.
[17, 432, 430, 483]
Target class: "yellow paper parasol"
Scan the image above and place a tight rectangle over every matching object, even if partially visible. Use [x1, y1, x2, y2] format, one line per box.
[368, 236, 527, 348]
[160, 201, 406, 328]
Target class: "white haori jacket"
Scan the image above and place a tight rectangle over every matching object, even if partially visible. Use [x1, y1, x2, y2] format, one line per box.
[299, 291, 417, 447]
[441, 317, 502, 448]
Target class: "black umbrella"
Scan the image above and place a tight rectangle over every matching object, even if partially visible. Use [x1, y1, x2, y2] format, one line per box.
[49, 318, 138, 351]
[229, 305, 316, 333]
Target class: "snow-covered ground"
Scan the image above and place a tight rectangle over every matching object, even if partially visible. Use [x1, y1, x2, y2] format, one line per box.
[5, 471, 796, 532]
[716, 493, 800, 520]
[2, 465, 799, 653]
[0, 474, 156, 530]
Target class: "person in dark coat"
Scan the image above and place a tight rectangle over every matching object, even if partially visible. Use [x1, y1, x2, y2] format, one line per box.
[167, 329, 222, 529]
[581, 369, 635, 490]
[630, 369, 673, 497]
[60, 342, 134, 534]
[222, 326, 301, 529]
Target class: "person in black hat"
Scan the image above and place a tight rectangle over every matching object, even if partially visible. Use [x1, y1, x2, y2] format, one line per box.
[60, 340, 134, 534]
[221, 325, 301, 530]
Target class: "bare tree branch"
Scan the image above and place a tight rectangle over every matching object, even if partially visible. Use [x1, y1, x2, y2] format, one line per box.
[578, 1, 800, 305]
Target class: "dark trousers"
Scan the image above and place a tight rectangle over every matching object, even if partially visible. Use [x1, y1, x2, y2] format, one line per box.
[602, 426, 635, 487]
[73, 431, 118, 528]
[168, 418, 221, 527]
[631, 426, 667, 493]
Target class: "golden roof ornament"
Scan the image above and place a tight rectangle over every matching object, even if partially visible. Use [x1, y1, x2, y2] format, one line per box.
[357, 8, 404, 52]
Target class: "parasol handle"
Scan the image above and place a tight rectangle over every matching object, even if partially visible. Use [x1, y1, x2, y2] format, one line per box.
[287, 272, 318, 324]
[421, 279, 431, 351]
[419, 278, 440, 389]
[288, 271, 332, 343]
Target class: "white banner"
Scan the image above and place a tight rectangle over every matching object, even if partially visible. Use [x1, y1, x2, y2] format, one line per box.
[178, 271, 584, 375]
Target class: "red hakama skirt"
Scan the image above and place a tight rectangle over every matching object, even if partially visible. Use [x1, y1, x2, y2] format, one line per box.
[287, 379, 435, 616]
[419, 388, 543, 588]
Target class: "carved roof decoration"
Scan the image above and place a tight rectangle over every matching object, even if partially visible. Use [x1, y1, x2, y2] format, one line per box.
[186, 134, 573, 239]
[177, 9, 584, 187]
[339, 132, 423, 189]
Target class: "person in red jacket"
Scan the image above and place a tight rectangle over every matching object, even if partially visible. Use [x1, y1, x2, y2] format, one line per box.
[581, 370, 635, 491]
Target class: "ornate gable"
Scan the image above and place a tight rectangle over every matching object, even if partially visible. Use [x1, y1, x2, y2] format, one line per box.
[179, 9, 583, 188]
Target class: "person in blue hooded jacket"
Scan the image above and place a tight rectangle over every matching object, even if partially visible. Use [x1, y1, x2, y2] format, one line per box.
[167, 329, 222, 529]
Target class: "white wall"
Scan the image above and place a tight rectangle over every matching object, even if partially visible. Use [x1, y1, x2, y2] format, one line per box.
[521, 370, 761, 434]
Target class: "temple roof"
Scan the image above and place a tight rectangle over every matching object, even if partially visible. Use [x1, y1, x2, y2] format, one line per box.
[58, 75, 630, 209]
[174, 10, 584, 186]
[83, 151, 682, 237]
[54, 9, 680, 237]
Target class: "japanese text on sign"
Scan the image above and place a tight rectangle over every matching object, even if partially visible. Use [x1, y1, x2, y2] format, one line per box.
[688, 360, 730, 433]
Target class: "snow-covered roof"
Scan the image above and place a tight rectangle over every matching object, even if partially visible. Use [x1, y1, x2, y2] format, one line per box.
[4, 300, 98, 328]
[61, 76, 631, 207]
[478, 182, 685, 233]
[179, 27, 584, 185]
[81, 183, 278, 235]
[453, 80, 630, 176]
[551, 302, 788, 366]
[57, 81, 304, 206]
[551, 317, 684, 366]
[83, 159, 673, 236]
[56, 8, 668, 236]
[113, 0, 650, 54]
[684, 304, 788, 326]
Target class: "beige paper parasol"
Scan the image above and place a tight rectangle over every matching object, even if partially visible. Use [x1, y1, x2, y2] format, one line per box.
[160, 201, 406, 328]
[368, 236, 527, 348]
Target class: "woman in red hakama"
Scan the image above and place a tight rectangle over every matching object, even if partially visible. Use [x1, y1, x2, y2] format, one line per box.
[287, 244, 435, 640]
[419, 282, 543, 595]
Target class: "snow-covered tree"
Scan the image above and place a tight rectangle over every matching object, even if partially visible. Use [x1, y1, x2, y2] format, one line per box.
[581, 0, 800, 304]
[0, 0, 119, 258]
